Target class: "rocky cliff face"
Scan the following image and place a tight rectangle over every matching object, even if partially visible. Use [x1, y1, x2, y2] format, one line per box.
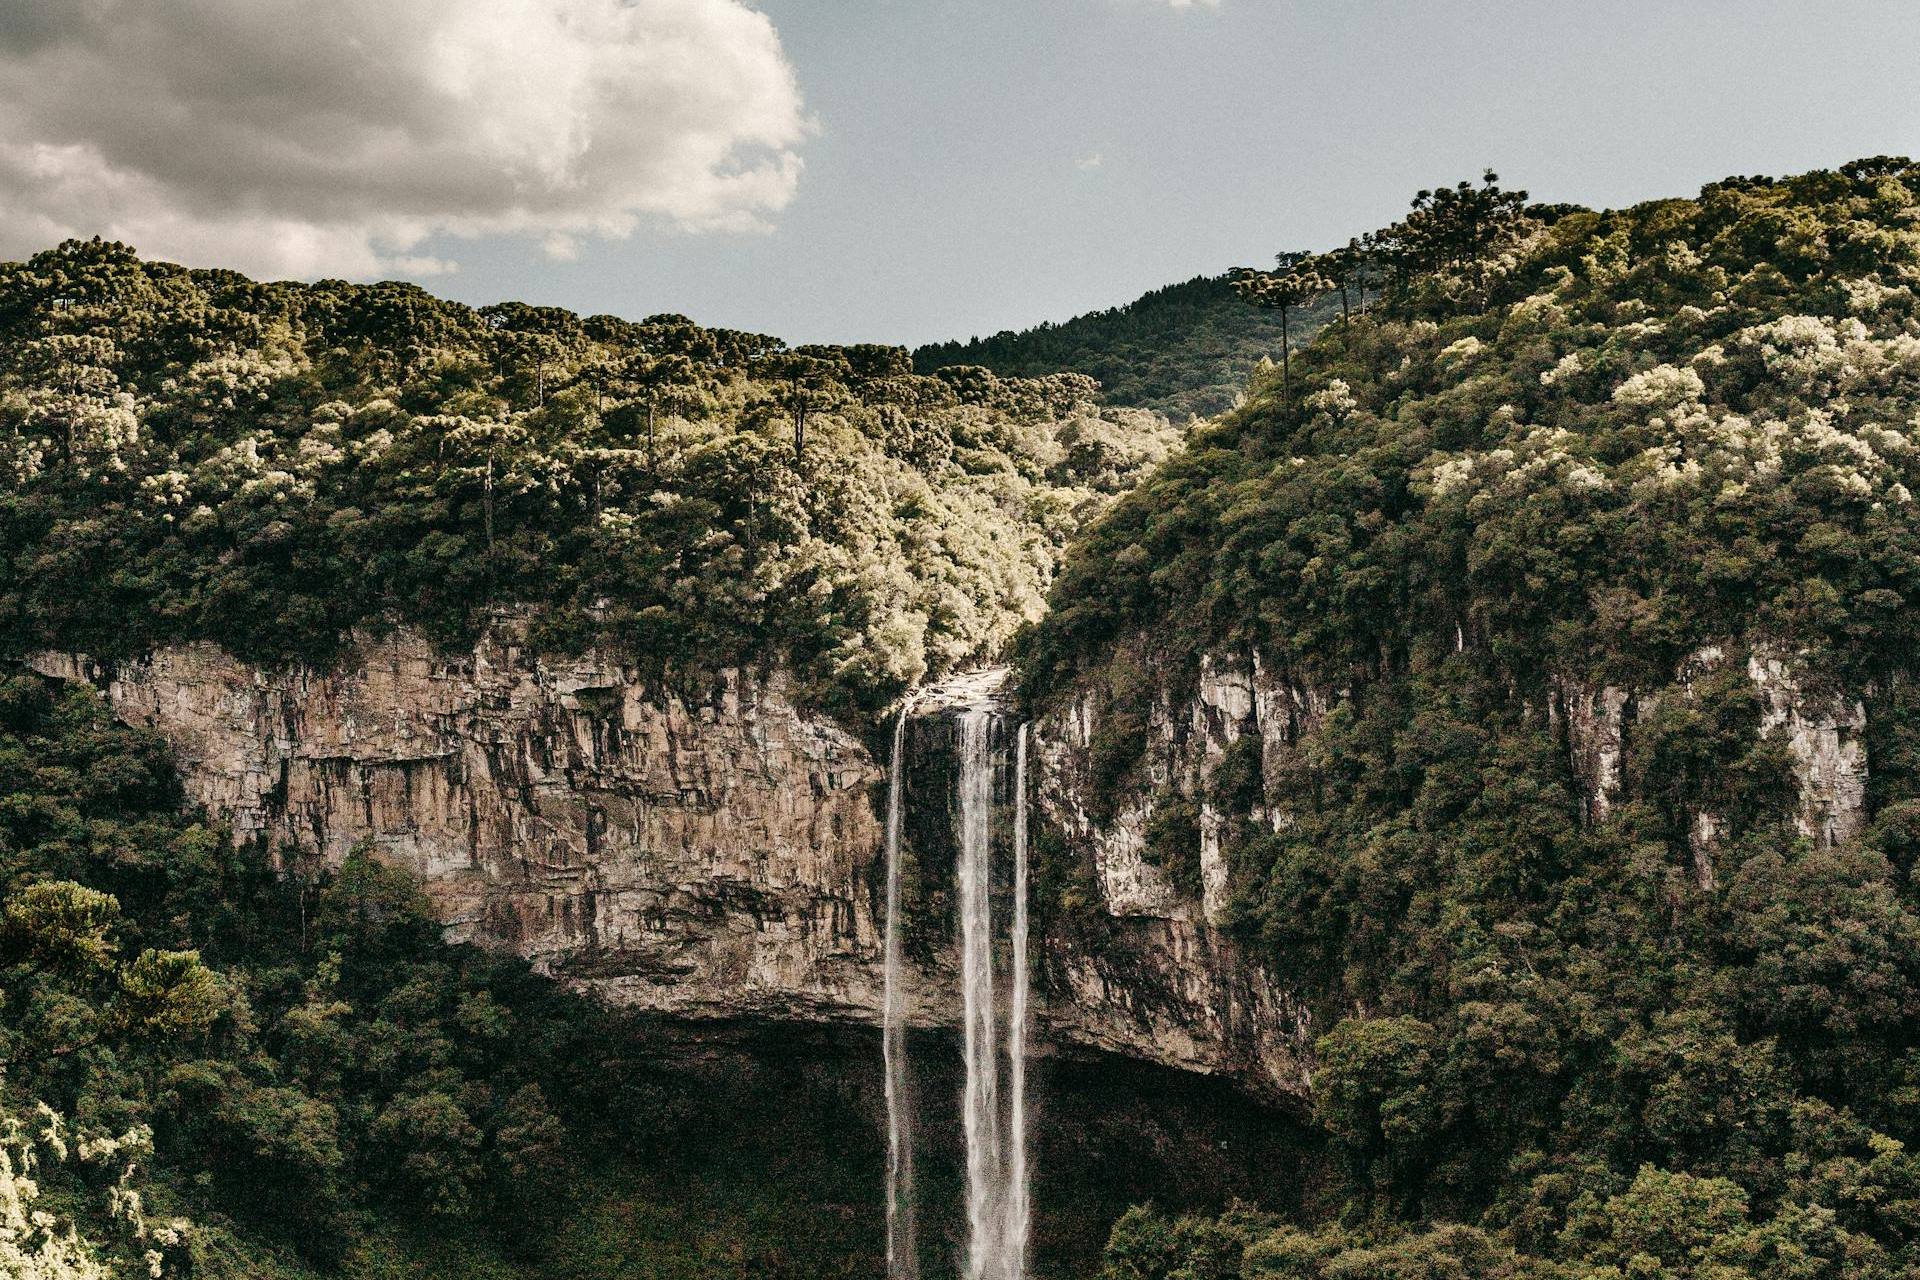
[1042, 635, 1872, 974]
[28, 622, 1864, 1105]
[31, 629, 889, 1022]
[1552, 642, 1868, 884]
[26, 623, 1313, 1100]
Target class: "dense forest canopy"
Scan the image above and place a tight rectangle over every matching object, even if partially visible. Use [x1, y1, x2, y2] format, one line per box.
[914, 275, 1342, 421]
[1015, 159, 1920, 1277]
[0, 241, 1180, 719]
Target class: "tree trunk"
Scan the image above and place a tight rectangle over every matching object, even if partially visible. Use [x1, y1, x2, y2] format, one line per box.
[793, 408, 806, 463]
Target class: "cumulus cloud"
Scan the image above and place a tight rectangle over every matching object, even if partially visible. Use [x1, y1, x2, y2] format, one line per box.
[0, 0, 809, 278]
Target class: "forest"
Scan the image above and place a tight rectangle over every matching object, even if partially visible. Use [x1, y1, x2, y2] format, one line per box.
[0, 672, 896, 1277]
[0, 242, 1179, 720]
[1023, 160, 1920, 1278]
[11, 154, 1920, 1279]
[0, 240, 1187, 1275]
[914, 275, 1342, 422]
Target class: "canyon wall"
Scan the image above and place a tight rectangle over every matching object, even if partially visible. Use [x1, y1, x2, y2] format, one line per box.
[26, 622, 1313, 1100]
[32, 624, 1856, 1105]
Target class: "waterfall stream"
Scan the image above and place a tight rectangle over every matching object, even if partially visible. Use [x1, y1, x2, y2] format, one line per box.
[957, 708, 1031, 1280]
[957, 710, 1003, 1278]
[886, 689, 1031, 1279]
[883, 705, 917, 1279]
[1006, 722, 1030, 1279]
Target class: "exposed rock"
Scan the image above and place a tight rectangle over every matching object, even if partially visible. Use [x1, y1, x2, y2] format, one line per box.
[33, 628, 888, 1024]
[1747, 647, 1868, 849]
[1030, 645, 1322, 1098]
[1555, 679, 1630, 825]
[1689, 811, 1721, 889]
[28, 626, 1312, 1102]
[1032, 687, 1185, 921]
[1250, 652, 1334, 833]
[1194, 654, 1255, 924]
[1552, 644, 1868, 853]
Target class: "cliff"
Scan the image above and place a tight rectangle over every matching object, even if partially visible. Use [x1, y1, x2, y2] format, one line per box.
[27, 621, 1313, 1100]
[27, 616, 1868, 1108]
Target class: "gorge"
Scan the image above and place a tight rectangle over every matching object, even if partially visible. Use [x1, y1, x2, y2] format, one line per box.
[9, 159, 1920, 1280]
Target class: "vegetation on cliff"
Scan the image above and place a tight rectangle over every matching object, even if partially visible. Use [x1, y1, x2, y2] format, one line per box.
[914, 275, 1342, 422]
[1012, 160, 1920, 1278]
[0, 672, 894, 1277]
[0, 243, 1178, 718]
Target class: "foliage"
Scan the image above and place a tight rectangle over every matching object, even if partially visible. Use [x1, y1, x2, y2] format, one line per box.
[0, 242, 1180, 720]
[914, 275, 1343, 421]
[0, 674, 893, 1276]
[1031, 159, 1920, 1274]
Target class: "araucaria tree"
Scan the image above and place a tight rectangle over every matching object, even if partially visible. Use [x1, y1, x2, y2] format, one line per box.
[1230, 256, 1331, 404]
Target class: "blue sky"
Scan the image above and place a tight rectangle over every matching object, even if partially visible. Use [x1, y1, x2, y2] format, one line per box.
[4, 1, 1918, 347]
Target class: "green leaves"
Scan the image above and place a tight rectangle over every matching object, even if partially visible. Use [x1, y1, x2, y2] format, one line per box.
[0, 239, 1181, 716]
[2, 881, 119, 972]
[113, 947, 221, 1040]
[1052, 159, 1920, 1276]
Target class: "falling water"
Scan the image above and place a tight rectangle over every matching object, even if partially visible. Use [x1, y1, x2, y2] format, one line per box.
[1005, 722, 1032, 1280]
[957, 709, 1004, 1279]
[954, 709, 1033, 1280]
[883, 704, 918, 1279]
[887, 683, 1032, 1278]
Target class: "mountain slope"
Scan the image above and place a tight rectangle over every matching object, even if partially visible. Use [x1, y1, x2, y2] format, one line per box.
[0, 241, 1179, 719]
[914, 273, 1343, 420]
[1022, 159, 1920, 1277]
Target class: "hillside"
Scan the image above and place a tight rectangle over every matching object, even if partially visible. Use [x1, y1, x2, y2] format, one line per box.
[913, 274, 1343, 421]
[1023, 159, 1920, 1277]
[0, 243, 1199, 1278]
[13, 157, 1920, 1280]
[0, 241, 1179, 720]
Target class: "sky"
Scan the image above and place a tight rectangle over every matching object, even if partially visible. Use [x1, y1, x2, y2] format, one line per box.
[1, 1, 1918, 347]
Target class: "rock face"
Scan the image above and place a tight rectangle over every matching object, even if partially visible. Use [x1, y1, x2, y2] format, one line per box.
[1022, 634, 1878, 1098]
[1552, 642, 1869, 859]
[31, 629, 889, 1023]
[1030, 649, 1324, 1100]
[26, 625, 1313, 1101]
[27, 623, 1868, 1107]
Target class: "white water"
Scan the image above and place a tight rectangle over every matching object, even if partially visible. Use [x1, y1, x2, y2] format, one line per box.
[1005, 722, 1031, 1280]
[957, 709, 1003, 1279]
[884, 685, 1032, 1279]
[955, 710, 1032, 1280]
[883, 704, 918, 1279]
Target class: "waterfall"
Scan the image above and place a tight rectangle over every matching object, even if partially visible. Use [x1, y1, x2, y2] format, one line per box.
[885, 685, 1032, 1279]
[957, 709, 1003, 1279]
[955, 710, 1032, 1280]
[883, 704, 918, 1279]
[1005, 722, 1031, 1280]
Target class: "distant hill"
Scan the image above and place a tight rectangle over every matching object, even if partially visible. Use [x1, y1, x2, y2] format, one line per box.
[913, 273, 1343, 420]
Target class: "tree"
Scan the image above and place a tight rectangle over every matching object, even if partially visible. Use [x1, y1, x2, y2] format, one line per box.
[628, 352, 711, 466]
[1231, 259, 1331, 405]
[759, 349, 848, 462]
[1381, 169, 1531, 292]
[0, 881, 221, 1069]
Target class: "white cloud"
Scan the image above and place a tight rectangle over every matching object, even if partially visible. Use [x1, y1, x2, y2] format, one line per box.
[0, 0, 809, 279]
[1077, 153, 1104, 171]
